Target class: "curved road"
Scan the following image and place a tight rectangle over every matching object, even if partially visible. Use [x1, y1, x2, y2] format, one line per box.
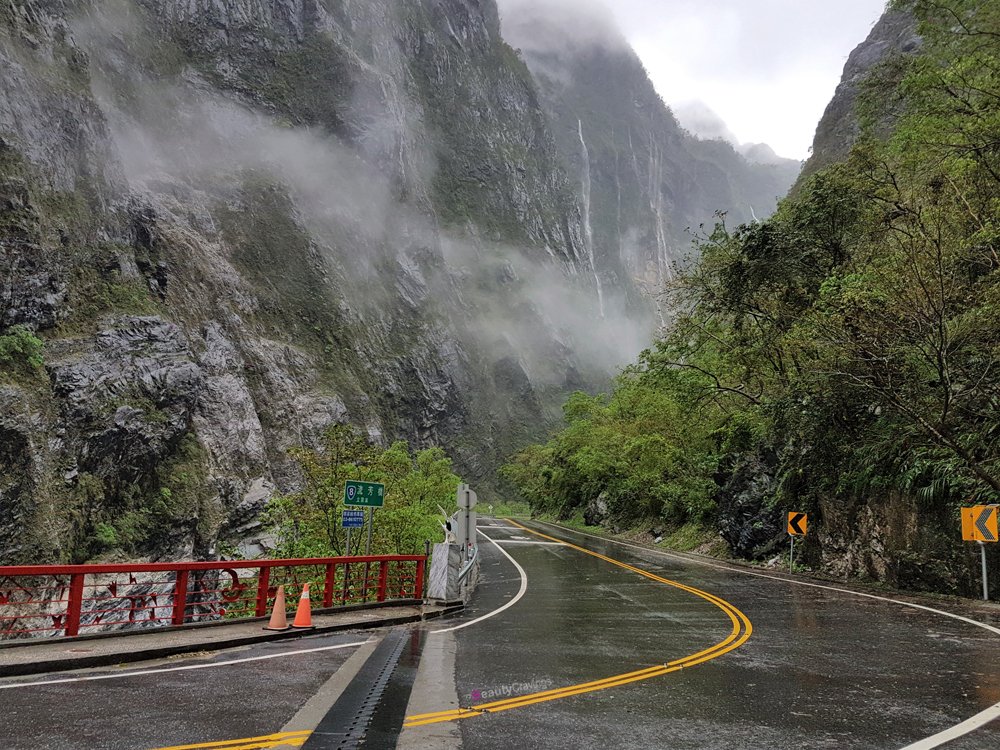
[1, 517, 997, 749]
[403, 519, 999, 750]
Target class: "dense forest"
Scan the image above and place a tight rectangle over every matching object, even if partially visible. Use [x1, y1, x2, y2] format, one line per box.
[503, 0, 1000, 595]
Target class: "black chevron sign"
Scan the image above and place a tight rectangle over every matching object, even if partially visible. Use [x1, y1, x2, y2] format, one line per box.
[976, 507, 998, 542]
[787, 512, 808, 536]
[963, 505, 999, 543]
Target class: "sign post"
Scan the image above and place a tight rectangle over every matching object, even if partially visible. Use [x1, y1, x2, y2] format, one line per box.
[981, 542, 989, 602]
[342, 509, 364, 556]
[344, 481, 385, 550]
[456, 483, 478, 552]
[345, 481, 385, 599]
[787, 512, 808, 574]
[961, 505, 997, 600]
[366, 508, 375, 556]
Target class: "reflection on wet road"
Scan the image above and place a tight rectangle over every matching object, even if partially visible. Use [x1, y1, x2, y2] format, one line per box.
[406, 520, 752, 727]
[404, 518, 1000, 750]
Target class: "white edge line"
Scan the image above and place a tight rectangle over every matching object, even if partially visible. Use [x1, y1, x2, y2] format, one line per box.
[429, 528, 528, 634]
[0, 639, 367, 690]
[898, 702, 1000, 749]
[531, 519, 1000, 747]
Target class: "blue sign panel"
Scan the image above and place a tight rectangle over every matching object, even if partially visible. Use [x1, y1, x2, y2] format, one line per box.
[342, 509, 365, 529]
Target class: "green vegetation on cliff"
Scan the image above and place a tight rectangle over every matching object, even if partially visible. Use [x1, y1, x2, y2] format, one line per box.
[504, 0, 1000, 595]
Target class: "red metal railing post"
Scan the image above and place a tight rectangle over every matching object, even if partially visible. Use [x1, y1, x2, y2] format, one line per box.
[65, 573, 85, 637]
[377, 560, 388, 602]
[414, 557, 426, 600]
[0, 555, 425, 640]
[323, 563, 336, 608]
[172, 569, 190, 626]
[254, 567, 271, 617]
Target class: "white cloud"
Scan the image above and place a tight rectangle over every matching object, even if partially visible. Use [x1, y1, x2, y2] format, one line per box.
[90, 1, 889, 182]
[585, 0, 888, 159]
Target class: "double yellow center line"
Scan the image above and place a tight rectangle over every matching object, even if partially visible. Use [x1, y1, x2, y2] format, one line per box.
[403, 520, 753, 727]
[155, 520, 753, 747]
[155, 730, 309, 750]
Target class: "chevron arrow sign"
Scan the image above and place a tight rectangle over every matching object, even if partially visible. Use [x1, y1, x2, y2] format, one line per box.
[962, 506, 998, 543]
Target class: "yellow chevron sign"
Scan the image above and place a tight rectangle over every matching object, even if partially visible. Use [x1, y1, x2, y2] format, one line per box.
[787, 512, 808, 536]
[962, 506, 998, 543]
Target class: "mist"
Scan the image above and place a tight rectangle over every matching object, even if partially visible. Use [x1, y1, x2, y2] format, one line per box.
[71, 0, 650, 408]
[498, 0, 628, 57]
[499, 0, 886, 159]
[670, 101, 740, 144]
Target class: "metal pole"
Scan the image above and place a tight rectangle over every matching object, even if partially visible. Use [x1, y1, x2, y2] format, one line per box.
[789, 536, 794, 575]
[346, 528, 352, 557]
[363, 508, 375, 601]
[981, 542, 989, 601]
[366, 508, 374, 555]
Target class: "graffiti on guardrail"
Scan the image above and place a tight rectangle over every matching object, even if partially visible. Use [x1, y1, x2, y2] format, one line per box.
[0, 556, 426, 640]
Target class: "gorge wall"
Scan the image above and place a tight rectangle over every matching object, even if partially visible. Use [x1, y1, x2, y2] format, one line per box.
[0, 0, 797, 563]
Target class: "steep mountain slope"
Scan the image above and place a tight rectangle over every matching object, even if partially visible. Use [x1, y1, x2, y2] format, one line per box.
[0, 0, 796, 564]
[504, 0, 1000, 598]
[0, 0, 592, 563]
[498, 0, 801, 305]
[801, 5, 920, 179]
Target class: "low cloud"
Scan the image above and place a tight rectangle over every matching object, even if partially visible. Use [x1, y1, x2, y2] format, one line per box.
[499, 0, 887, 159]
[71, 0, 646, 401]
[671, 100, 740, 144]
[497, 0, 628, 57]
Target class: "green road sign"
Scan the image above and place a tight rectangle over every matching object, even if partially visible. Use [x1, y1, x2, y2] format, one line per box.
[344, 480, 385, 508]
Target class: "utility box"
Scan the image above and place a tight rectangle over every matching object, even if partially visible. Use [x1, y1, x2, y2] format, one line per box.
[455, 483, 478, 550]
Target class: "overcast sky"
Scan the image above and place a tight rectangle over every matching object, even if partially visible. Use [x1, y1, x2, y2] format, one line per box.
[605, 0, 888, 160]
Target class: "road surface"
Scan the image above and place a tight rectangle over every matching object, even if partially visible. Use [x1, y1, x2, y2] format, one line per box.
[2, 518, 997, 749]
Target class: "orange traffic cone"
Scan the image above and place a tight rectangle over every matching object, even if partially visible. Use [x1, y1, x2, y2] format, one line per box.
[263, 585, 289, 631]
[291, 583, 314, 629]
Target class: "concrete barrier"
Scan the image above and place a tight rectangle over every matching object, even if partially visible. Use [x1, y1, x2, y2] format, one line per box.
[426, 543, 479, 605]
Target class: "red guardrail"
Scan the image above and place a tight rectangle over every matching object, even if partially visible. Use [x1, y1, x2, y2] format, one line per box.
[0, 555, 426, 640]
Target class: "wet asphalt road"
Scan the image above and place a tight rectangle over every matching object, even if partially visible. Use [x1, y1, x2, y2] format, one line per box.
[0, 630, 369, 750]
[1, 518, 997, 749]
[439, 520, 1000, 750]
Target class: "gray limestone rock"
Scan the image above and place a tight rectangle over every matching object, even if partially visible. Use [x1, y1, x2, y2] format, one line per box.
[0, 0, 799, 566]
[801, 8, 921, 178]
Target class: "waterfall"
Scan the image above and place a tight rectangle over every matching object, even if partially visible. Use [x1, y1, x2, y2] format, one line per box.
[578, 119, 605, 318]
[647, 136, 670, 326]
[647, 136, 672, 286]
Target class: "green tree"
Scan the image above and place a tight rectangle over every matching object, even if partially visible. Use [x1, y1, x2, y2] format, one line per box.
[264, 426, 461, 557]
[0, 325, 44, 378]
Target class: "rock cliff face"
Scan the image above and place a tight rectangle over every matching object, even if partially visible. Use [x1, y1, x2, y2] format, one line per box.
[0, 0, 796, 563]
[800, 6, 920, 179]
[498, 0, 801, 307]
[710, 5, 976, 591]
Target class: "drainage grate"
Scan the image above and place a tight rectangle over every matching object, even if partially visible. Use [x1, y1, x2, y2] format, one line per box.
[303, 628, 423, 750]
